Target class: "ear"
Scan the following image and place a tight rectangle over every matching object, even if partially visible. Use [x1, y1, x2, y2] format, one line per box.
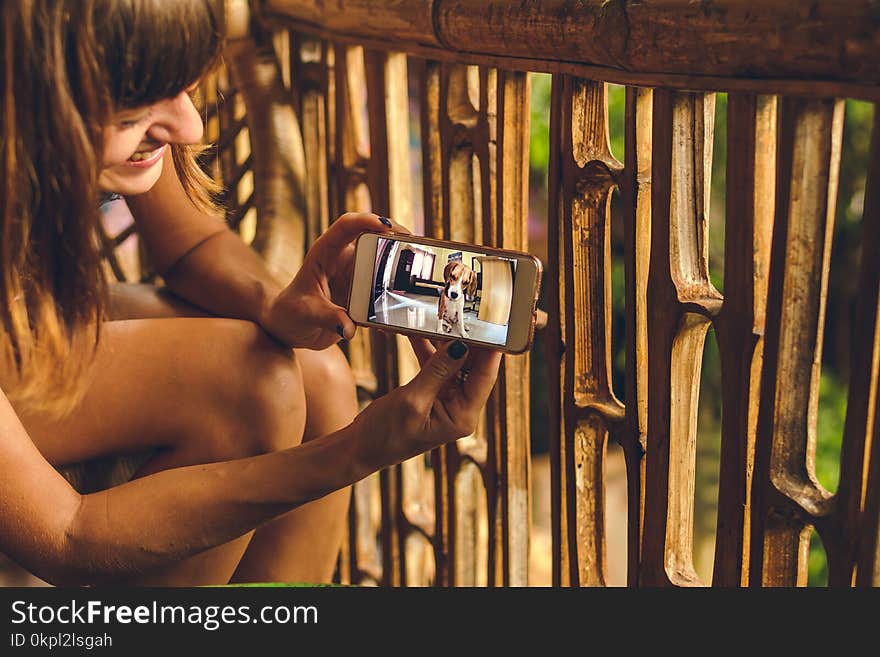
[443, 262, 456, 281]
[466, 271, 478, 297]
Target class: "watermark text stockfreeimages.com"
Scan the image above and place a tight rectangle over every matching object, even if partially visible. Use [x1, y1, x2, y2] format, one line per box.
[10, 599, 317, 632]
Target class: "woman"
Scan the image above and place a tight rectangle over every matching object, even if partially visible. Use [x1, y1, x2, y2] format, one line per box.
[0, 0, 501, 586]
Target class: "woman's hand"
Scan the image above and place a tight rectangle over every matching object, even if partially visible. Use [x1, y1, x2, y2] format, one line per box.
[262, 213, 407, 350]
[351, 338, 503, 470]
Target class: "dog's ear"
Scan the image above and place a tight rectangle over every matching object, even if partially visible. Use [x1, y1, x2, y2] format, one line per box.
[466, 271, 478, 297]
[443, 262, 457, 281]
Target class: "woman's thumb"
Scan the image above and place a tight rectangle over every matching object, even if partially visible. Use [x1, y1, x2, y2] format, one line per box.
[319, 303, 355, 341]
[409, 340, 469, 397]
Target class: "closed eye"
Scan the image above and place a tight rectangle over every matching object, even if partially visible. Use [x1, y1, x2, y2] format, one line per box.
[117, 109, 153, 128]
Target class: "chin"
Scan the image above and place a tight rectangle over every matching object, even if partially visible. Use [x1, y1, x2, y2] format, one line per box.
[97, 161, 164, 197]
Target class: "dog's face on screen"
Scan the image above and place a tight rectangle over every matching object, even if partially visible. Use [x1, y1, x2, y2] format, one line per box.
[442, 262, 477, 302]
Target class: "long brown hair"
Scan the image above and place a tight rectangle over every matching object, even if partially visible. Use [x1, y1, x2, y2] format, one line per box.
[0, 0, 222, 417]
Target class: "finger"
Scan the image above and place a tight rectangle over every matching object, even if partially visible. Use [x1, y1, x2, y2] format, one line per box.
[407, 339, 469, 399]
[408, 336, 436, 367]
[311, 299, 357, 341]
[459, 347, 503, 404]
[317, 213, 393, 254]
[383, 218, 411, 235]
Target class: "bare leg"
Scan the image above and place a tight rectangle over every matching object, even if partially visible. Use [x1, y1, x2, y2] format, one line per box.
[107, 283, 356, 583]
[230, 346, 357, 583]
[11, 316, 307, 586]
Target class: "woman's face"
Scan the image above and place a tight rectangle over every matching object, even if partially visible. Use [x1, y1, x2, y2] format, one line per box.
[98, 87, 203, 196]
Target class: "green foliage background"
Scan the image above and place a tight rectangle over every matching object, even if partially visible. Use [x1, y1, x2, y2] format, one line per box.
[527, 73, 874, 586]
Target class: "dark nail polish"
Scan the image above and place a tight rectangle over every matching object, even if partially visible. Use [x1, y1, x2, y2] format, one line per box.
[336, 325, 346, 338]
[447, 340, 467, 360]
[378, 216, 393, 227]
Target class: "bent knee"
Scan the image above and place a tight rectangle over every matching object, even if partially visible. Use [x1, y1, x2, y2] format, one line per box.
[187, 321, 307, 460]
[296, 344, 357, 403]
[294, 345, 358, 442]
[233, 327, 307, 454]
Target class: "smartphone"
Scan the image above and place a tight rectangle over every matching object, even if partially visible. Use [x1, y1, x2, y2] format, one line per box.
[347, 232, 543, 354]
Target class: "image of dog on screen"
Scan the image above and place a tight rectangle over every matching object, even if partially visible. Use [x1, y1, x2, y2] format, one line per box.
[368, 238, 516, 346]
[438, 261, 478, 337]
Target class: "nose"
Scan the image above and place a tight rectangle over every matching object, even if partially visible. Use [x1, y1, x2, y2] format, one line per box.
[450, 291, 458, 299]
[146, 90, 204, 145]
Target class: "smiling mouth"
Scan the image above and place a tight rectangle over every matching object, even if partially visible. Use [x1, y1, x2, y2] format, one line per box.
[122, 144, 167, 168]
[128, 145, 165, 162]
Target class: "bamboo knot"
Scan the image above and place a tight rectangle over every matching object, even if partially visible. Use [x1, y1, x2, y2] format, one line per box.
[574, 161, 617, 209]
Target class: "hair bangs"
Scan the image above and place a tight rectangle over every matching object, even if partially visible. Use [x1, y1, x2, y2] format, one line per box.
[97, 0, 222, 110]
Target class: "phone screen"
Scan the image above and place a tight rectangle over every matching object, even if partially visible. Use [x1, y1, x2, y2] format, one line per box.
[368, 236, 519, 346]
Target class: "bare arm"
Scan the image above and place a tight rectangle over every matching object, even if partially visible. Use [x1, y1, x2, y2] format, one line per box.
[0, 386, 365, 586]
[0, 337, 497, 586]
[125, 152, 404, 349]
[124, 150, 280, 327]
